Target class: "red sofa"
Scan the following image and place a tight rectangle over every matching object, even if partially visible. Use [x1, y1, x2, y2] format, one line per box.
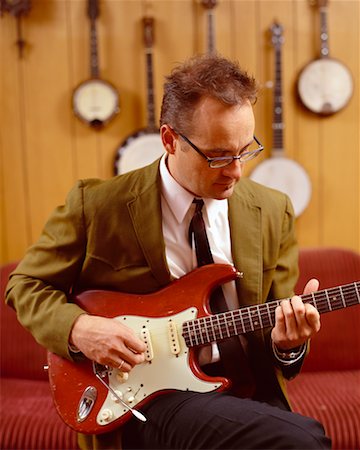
[0, 261, 78, 450]
[289, 247, 360, 450]
[1, 247, 359, 450]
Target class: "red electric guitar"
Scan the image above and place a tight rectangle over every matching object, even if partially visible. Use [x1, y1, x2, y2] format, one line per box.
[47, 264, 360, 434]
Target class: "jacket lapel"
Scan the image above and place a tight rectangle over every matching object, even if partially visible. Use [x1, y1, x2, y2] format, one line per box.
[127, 162, 172, 287]
[229, 182, 263, 307]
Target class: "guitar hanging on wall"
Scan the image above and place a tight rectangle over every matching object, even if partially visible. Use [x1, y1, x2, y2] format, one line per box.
[297, 0, 353, 115]
[114, 15, 164, 175]
[72, 0, 120, 129]
[250, 21, 312, 218]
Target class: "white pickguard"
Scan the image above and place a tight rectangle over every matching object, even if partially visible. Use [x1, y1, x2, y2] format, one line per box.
[96, 308, 221, 426]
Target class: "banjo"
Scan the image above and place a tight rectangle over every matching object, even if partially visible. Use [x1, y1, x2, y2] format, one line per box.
[72, 0, 120, 128]
[114, 16, 164, 175]
[297, 0, 353, 115]
[250, 21, 311, 218]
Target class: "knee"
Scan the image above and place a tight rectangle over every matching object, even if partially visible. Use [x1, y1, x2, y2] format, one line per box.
[259, 412, 331, 449]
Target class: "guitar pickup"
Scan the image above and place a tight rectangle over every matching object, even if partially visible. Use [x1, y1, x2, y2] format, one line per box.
[168, 319, 180, 355]
[140, 328, 154, 361]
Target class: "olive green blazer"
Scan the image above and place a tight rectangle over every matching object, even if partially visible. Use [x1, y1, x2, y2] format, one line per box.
[6, 158, 300, 402]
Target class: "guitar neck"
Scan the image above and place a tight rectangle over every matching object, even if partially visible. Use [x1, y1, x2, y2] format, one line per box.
[183, 281, 360, 347]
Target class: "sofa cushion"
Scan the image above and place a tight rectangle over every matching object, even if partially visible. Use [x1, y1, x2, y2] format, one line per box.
[0, 377, 78, 450]
[295, 247, 360, 372]
[1, 262, 49, 380]
[287, 370, 360, 450]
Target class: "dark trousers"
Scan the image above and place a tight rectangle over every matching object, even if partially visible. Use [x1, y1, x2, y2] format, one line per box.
[122, 391, 331, 449]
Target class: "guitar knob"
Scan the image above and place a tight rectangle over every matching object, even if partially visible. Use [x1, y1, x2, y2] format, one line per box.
[99, 408, 113, 422]
[116, 371, 129, 383]
[125, 394, 135, 405]
[123, 388, 136, 405]
[110, 390, 123, 403]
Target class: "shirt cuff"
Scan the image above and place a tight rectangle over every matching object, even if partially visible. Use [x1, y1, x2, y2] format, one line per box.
[272, 340, 307, 366]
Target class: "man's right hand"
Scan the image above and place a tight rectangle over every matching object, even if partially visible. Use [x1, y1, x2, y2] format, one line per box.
[69, 314, 146, 372]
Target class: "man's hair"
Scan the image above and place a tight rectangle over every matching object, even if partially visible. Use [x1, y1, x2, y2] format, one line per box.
[160, 53, 258, 134]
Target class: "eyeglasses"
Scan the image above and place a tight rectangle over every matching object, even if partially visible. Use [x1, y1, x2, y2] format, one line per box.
[178, 132, 264, 169]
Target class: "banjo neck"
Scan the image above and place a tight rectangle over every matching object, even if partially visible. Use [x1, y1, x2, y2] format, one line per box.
[202, 0, 217, 54]
[201, 0, 217, 54]
[271, 21, 285, 157]
[318, 0, 330, 58]
[88, 0, 100, 78]
[143, 17, 157, 132]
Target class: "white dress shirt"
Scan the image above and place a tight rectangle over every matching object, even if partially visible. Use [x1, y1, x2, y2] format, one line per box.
[159, 155, 240, 363]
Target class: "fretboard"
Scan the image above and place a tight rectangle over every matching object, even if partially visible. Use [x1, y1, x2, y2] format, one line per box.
[90, 20, 99, 78]
[271, 29, 284, 155]
[207, 10, 215, 55]
[143, 17, 157, 132]
[182, 281, 360, 348]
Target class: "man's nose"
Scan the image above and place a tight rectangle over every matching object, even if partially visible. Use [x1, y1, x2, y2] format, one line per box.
[221, 158, 242, 178]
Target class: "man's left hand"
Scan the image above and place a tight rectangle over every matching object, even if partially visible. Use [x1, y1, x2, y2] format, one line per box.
[271, 278, 321, 351]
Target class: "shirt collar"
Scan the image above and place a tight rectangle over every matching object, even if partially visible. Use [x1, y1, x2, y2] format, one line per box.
[159, 154, 228, 224]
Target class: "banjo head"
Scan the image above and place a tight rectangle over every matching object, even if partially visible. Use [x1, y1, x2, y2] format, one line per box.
[72, 79, 120, 127]
[114, 130, 164, 175]
[249, 157, 312, 217]
[297, 58, 353, 115]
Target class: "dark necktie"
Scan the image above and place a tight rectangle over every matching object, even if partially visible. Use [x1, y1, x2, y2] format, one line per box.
[188, 198, 255, 397]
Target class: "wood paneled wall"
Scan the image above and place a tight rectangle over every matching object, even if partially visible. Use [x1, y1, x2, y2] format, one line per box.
[1, 0, 359, 264]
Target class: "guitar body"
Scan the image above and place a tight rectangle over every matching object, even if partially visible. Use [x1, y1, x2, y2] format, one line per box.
[47, 264, 236, 434]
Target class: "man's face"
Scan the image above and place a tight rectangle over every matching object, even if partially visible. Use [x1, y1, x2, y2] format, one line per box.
[164, 96, 255, 200]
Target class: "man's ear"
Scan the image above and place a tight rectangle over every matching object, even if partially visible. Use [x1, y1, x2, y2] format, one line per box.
[160, 125, 177, 154]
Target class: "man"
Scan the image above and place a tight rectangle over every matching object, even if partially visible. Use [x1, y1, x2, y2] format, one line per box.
[6, 54, 330, 449]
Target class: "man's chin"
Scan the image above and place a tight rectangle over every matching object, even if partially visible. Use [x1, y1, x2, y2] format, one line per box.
[213, 184, 235, 200]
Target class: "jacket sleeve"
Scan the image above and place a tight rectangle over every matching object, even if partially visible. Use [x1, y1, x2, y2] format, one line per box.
[267, 195, 306, 380]
[5, 181, 89, 359]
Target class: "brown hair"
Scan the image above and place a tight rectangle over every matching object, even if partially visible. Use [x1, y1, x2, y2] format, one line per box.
[160, 53, 258, 133]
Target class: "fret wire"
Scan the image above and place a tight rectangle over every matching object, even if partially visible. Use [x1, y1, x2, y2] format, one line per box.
[196, 317, 205, 345]
[190, 320, 196, 346]
[224, 312, 231, 337]
[216, 314, 223, 339]
[355, 282, 359, 301]
[204, 316, 211, 342]
[325, 290, 332, 311]
[248, 309, 255, 332]
[228, 310, 236, 336]
[339, 286, 346, 308]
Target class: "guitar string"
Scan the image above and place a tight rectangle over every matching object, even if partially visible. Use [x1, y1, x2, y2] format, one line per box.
[116, 283, 359, 348]
[183, 282, 360, 346]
